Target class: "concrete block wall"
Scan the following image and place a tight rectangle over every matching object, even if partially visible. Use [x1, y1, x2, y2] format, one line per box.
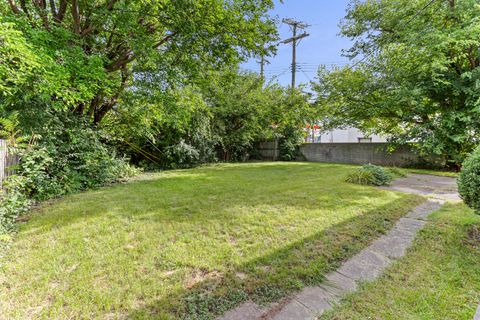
[299, 143, 427, 167]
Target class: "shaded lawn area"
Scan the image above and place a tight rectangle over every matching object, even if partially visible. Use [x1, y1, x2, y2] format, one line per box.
[321, 203, 480, 320]
[0, 162, 423, 319]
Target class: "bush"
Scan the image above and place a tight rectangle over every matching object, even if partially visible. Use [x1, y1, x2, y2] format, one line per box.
[164, 140, 201, 169]
[346, 164, 393, 186]
[278, 126, 304, 161]
[15, 113, 139, 201]
[387, 167, 407, 178]
[458, 146, 480, 214]
[0, 175, 32, 235]
[0, 112, 140, 236]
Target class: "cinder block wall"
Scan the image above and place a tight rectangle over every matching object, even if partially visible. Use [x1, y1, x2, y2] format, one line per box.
[299, 143, 425, 167]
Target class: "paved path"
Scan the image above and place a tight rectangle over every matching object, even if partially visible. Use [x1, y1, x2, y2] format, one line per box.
[218, 174, 459, 320]
[381, 173, 460, 201]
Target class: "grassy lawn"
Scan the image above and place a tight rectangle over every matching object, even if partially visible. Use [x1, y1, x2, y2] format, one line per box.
[0, 162, 423, 320]
[321, 203, 480, 320]
[405, 168, 459, 178]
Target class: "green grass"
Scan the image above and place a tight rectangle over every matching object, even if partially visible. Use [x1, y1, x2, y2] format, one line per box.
[405, 168, 458, 177]
[321, 203, 480, 320]
[0, 162, 423, 320]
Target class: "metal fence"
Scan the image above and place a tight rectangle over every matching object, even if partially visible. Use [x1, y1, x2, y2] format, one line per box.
[0, 139, 19, 189]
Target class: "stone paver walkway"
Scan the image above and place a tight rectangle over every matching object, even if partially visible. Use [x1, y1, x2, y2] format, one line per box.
[475, 304, 480, 320]
[218, 174, 459, 320]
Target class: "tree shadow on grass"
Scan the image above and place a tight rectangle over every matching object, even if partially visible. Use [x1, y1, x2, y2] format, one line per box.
[6, 163, 423, 319]
[21, 163, 384, 234]
[126, 196, 424, 320]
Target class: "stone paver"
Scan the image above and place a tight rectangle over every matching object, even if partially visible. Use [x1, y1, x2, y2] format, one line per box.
[406, 199, 443, 220]
[323, 271, 357, 295]
[294, 286, 337, 314]
[217, 301, 264, 320]
[381, 174, 460, 201]
[217, 174, 458, 320]
[271, 299, 314, 320]
[475, 304, 480, 320]
[336, 249, 391, 282]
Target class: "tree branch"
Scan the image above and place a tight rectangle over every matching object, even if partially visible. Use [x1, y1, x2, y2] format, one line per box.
[153, 32, 177, 48]
[71, 0, 81, 33]
[55, 0, 67, 23]
[106, 0, 118, 10]
[49, 0, 57, 17]
[7, 0, 21, 14]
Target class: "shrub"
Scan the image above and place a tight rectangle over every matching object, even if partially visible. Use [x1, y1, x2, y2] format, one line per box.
[0, 175, 31, 235]
[14, 113, 139, 201]
[164, 140, 201, 169]
[387, 167, 407, 178]
[0, 112, 140, 236]
[458, 146, 480, 214]
[278, 126, 304, 161]
[346, 164, 393, 186]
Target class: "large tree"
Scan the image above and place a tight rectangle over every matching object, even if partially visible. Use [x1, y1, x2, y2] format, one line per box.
[313, 0, 480, 167]
[1, 0, 277, 124]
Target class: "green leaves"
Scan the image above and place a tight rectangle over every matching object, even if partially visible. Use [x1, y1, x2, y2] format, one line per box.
[2, 0, 278, 123]
[313, 0, 480, 167]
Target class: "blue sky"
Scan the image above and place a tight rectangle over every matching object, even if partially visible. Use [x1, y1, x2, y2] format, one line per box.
[242, 0, 352, 86]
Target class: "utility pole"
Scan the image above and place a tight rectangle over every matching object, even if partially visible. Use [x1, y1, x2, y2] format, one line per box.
[257, 54, 270, 81]
[281, 18, 310, 89]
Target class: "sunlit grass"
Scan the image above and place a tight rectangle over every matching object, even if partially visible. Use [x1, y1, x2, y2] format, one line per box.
[0, 162, 423, 319]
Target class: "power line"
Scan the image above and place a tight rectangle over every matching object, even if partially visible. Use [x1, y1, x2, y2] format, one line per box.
[281, 18, 310, 89]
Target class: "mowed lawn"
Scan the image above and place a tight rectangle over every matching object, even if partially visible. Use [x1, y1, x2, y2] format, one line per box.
[321, 203, 480, 320]
[0, 163, 423, 319]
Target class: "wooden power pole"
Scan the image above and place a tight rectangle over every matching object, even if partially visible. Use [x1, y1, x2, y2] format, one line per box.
[281, 18, 310, 89]
[257, 54, 270, 81]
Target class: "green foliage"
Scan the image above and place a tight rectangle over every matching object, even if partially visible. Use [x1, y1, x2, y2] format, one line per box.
[106, 70, 311, 166]
[278, 126, 304, 161]
[0, 112, 139, 235]
[346, 164, 393, 186]
[313, 0, 480, 167]
[2, 0, 278, 124]
[458, 145, 480, 214]
[0, 22, 41, 100]
[387, 167, 407, 178]
[17, 113, 138, 201]
[345, 169, 376, 186]
[0, 176, 31, 235]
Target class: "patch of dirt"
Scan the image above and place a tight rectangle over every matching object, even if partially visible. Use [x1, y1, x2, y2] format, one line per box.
[184, 269, 223, 289]
[464, 225, 480, 250]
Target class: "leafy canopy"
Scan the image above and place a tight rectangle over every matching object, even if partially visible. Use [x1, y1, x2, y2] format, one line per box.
[313, 0, 480, 167]
[2, 0, 278, 124]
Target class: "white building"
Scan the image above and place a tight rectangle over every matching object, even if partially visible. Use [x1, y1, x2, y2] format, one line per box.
[305, 127, 387, 143]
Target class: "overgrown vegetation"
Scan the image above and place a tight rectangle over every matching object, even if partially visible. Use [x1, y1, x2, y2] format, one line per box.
[0, 112, 138, 236]
[458, 145, 480, 214]
[345, 164, 394, 186]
